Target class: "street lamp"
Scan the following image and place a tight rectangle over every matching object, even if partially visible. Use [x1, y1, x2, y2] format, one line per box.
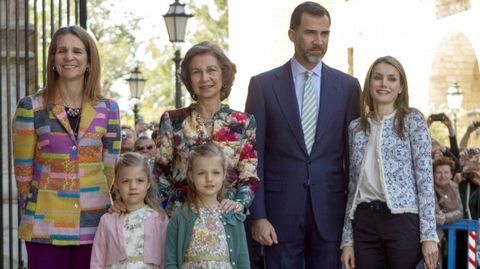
[126, 67, 146, 125]
[164, 0, 193, 108]
[446, 81, 463, 133]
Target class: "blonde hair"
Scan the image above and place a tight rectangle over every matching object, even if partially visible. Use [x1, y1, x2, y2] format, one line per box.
[44, 25, 102, 104]
[114, 152, 165, 217]
[359, 55, 412, 139]
[185, 143, 226, 213]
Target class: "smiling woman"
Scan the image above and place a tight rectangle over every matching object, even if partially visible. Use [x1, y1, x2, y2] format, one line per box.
[12, 25, 121, 269]
[341, 56, 439, 269]
[154, 41, 259, 217]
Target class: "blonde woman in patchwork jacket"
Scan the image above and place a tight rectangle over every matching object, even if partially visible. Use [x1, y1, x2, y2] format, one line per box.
[340, 56, 439, 269]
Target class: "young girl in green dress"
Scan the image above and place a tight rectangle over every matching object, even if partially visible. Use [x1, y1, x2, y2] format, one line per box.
[165, 143, 250, 269]
[91, 152, 168, 268]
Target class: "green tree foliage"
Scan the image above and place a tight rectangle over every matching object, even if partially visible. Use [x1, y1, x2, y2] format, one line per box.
[188, 0, 228, 49]
[138, 0, 228, 125]
[88, 0, 141, 100]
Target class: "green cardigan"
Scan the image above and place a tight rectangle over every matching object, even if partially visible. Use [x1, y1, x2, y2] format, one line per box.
[165, 206, 250, 269]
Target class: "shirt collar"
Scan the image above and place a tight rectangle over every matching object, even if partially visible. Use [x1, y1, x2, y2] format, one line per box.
[290, 57, 322, 78]
[368, 109, 397, 124]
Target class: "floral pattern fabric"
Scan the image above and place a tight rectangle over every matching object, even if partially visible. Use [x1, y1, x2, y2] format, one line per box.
[155, 104, 258, 216]
[182, 207, 233, 269]
[341, 110, 438, 247]
[107, 206, 159, 269]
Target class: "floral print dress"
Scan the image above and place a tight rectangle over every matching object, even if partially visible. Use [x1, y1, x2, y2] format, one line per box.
[107, 205, 159, 269]
[182, 207, 233, 269]
[155, 104, 259, 216]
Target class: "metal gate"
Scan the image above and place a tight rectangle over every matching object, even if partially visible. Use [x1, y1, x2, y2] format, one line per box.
[0, 0, 86, 268]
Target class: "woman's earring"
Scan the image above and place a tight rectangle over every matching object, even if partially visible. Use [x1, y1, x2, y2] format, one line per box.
[52, 66, 56, 71]
[86, 67, 90, 73]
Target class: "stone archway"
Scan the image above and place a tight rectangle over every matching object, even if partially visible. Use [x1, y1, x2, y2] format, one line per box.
[429, 32, 480, 146]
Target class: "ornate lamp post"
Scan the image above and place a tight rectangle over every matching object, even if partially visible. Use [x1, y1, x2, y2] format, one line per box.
[164, 0, 193, 108]
[126, 67, 146, 125]
[446, 81, 463, 133]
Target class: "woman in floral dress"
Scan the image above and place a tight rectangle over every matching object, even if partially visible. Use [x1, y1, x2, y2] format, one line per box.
[155, 41, 258, 216]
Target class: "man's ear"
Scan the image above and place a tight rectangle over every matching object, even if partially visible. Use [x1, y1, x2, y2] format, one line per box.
[288, 29, 296, 42]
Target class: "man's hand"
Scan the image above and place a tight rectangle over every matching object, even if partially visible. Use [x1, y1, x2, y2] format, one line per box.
[251, 218, 278, 246]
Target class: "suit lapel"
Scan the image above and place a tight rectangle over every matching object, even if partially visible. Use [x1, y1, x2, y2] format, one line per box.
[312, 64, 336, 154]
[272, 62, 308, 154]
[78, 101, 96, 140]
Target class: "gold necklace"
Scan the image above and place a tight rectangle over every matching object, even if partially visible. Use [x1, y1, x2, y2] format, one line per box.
[195, 111, 214, 142]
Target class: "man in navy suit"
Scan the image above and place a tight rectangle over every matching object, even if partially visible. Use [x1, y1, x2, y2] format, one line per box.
[245, 2, 361, 268]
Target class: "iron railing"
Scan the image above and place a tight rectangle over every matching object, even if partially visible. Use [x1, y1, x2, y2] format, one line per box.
[0, 0, 86, 268]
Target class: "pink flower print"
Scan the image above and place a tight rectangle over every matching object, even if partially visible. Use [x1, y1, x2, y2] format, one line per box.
[231, 112, 248, 124]
[213, 127, 238, 142]
[240, 143, 257, 160]
[206, 219, 218, 231]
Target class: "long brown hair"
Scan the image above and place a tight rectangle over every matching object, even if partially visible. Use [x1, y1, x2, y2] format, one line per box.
[359, 55, 411, 139]
[44, 25, 102, 104]
[185, 143, 226, 213]
[114, 152, 166, 218]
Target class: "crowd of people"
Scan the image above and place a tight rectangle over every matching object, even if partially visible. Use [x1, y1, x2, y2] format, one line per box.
[10, 1, 480, 269]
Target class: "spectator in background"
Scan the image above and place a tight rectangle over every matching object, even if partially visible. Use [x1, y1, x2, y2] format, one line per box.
[433, 157, 462, 269]
[121, 125, 136, 154]
[134, 136, 157, 160]
[460, 120, 480, 149]
[434, 156, 463, 225]
[454, 147, 480, 268]
[428, 113, 460, 161]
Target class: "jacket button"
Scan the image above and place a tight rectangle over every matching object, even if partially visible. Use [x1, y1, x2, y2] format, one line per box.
[232, 262, 236, 265]
[227, 235, 230, 238]
[230, 249, 233, 252]
[72, 145, 77, 150]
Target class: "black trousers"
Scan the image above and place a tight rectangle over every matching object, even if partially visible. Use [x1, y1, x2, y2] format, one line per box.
[352, 201, 422, 269]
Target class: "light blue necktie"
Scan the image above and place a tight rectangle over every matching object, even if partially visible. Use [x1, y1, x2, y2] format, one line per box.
[301, 71, 317, 154]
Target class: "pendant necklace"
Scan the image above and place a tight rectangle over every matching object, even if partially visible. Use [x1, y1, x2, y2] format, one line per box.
[59, 90, 82, 117]
[66, 106, 81, 117]
[195, 111, 214, 142]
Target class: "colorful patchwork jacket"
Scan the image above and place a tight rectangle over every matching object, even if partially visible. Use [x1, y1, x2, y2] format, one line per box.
[13, 91, 121, 245]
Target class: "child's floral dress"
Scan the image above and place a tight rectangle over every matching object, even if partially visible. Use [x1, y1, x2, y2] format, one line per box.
[182, 207, 233, 269]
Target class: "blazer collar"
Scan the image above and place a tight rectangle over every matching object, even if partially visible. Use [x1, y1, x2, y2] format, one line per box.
[272, 61, 308, 154]
[50, 99, 96, 142]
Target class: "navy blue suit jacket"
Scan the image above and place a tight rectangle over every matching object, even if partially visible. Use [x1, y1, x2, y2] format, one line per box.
[245, 61, 361, 242]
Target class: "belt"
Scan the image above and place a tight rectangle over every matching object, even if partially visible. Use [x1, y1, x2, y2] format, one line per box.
[357, 201, 390, 213]
[184, 255, 230, 262]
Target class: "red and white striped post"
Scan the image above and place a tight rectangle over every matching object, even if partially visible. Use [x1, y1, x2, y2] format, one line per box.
[468, 230, 477, 269]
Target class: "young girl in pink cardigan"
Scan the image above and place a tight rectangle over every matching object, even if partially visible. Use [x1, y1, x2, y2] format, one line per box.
[91, 152, 168, 268]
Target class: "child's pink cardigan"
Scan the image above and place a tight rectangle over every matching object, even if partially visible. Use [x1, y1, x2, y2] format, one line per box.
[91, 211, 168, 268]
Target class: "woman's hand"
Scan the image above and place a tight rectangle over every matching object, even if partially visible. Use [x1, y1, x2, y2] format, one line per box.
[422, 241, 438, 269]
[219, 199, 244, 213]
[341, 246, 355, 269]
[108, 199, 127, 214]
